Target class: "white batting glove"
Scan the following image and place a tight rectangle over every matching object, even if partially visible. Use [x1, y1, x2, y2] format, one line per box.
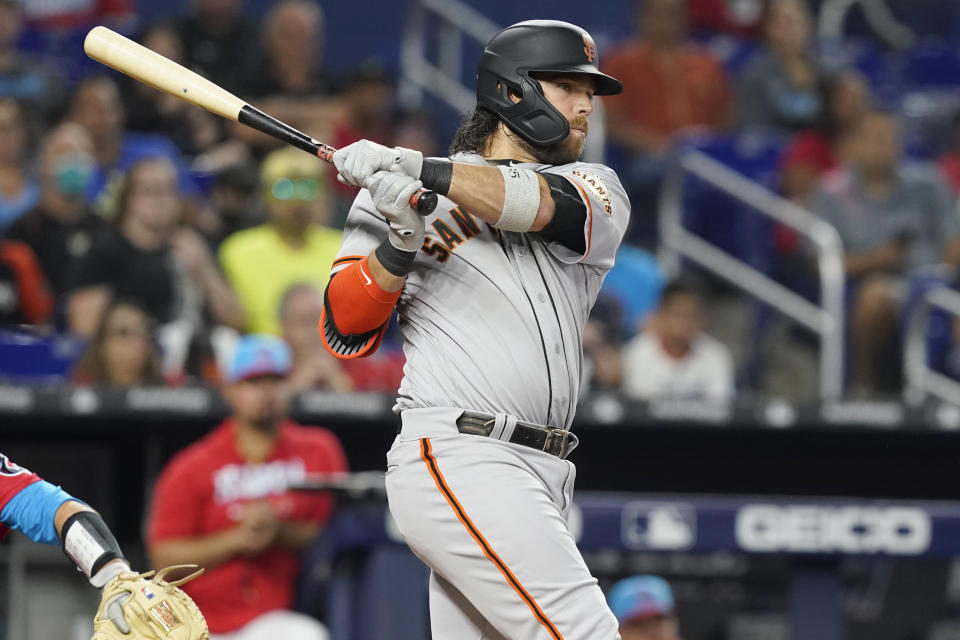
[332, 140, 423, 187]
[365, 171, 425, 252]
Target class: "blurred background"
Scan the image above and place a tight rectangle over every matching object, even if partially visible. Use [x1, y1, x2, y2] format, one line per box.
[4, 0, 960, 638]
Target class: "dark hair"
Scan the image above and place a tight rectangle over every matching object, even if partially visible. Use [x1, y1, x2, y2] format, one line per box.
[658, 279, 701, 308]
[817, 69, 870, 139]
[450, 107, 500, 155]
[72, 299, 163, 386]
[112, 155, 180, 227]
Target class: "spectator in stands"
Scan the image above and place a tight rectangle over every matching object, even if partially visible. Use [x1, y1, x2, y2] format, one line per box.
[687, 0, 764, 37]
[7, 123, 106, 300]
[814, 110, 960, 393]
[175, 0, 256, 95]
[67, 156, 242, 337]
[736, 0, 822, 134]
[250, 1, 330, 100]
[279, 283, 353, 395]
[71, 299, 164, 387]
[330, 63, 394, 210]
[0, 236, 53, 326]
[123, 23, 223, 159]
[582, 296, 626, 393]
[780, 69, 873, 207]
[147, 334, 344, 640]
[604, 0, 731, 154]
[220, 148, 341, 335]
[67, 75, 196, 210]
[0, 0, 64, 125]
[192, 163, 264, 251]
[622, 280, 735, 401]
[234, 1, 339, 155]
[607, 575, 682, 640]
[0, 99, 38, 230]
[602, 0, 731, 245]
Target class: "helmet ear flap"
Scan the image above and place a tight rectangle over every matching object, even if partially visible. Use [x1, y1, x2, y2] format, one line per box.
[477, 71, 571, 147]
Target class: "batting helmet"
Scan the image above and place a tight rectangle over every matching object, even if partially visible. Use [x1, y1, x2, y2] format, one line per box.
[476, 20, 622, 147]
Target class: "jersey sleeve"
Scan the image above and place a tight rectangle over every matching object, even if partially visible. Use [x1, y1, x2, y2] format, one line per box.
[320, 191, 394, 359]
[0, 453, 42, 541]
[329, 191, 390, 276]
[543, 163, 630, 270]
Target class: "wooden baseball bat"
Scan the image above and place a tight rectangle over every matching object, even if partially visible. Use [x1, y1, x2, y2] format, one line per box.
[83, 26, 438, 215]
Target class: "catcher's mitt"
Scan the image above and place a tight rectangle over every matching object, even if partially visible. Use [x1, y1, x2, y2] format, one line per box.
[92, 564, 208, 640]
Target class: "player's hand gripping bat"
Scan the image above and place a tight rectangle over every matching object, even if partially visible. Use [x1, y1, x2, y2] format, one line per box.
[83, 26, 438, 215]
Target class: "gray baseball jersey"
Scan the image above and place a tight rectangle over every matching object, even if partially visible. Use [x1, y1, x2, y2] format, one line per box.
[328, 152, 629, 428]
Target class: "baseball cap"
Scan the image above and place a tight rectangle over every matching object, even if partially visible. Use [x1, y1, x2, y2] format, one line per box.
[607, 575, 675, 625]
[226, 334, 292, 382]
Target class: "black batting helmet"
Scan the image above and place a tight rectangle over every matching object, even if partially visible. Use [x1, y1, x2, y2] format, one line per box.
[476, 20, 622, 147]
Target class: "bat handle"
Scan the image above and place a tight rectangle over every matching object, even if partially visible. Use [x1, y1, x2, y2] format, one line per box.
[316, 144, 438, 216]
[410, 189, 439, 215]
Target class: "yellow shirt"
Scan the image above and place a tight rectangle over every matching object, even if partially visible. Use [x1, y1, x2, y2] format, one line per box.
[219, 224, 343, 335]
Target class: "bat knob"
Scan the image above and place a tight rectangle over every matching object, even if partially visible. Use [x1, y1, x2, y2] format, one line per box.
[411, 189, 439, 216]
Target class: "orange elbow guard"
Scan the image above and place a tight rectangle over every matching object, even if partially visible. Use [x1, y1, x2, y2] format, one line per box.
[325, 256, 400, 336]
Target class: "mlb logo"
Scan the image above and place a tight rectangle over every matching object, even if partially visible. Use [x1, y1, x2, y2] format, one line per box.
[621, 501, 697, 551]
[141, 586, 155, 600]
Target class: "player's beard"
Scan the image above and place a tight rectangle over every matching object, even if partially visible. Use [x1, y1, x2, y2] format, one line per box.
[518, 117, 588, 165]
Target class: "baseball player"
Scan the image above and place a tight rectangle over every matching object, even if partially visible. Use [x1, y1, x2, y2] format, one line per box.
[0, 452, 207, 639]
[322, 20, 628, 639]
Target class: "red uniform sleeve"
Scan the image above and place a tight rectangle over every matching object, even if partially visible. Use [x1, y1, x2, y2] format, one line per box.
[147, 452, 208, 543]
[0, 454, 42, 541]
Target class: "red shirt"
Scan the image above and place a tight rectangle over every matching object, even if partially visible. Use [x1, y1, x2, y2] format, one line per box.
[147, 420, 347, 633]
[0, 453, 41, 540]
[602, 41, 731, 139]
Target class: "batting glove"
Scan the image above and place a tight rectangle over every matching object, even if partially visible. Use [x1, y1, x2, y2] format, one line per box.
[332, 140, 423, 187]
[365, 171, 425, 252]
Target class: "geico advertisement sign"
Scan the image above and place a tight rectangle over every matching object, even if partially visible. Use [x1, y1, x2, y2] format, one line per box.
[735, 505, 931, 555]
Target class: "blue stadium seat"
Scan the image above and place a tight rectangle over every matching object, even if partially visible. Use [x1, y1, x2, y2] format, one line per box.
[904, 45, 960, 89]
[901, 265, 959, 377]
[676, 132, 783, 272]
[297, 504, 430, 640]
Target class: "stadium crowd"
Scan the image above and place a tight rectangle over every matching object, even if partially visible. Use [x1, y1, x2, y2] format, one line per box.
[2, 0, 960, 402]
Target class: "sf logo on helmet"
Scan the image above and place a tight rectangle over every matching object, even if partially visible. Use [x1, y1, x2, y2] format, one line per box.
[582, 34, 597, 63]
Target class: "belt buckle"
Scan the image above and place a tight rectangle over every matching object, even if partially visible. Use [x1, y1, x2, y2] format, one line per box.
[543, 428, 570, 458]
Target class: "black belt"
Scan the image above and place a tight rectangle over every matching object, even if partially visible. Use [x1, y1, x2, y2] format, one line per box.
[455, 411, 574, 459]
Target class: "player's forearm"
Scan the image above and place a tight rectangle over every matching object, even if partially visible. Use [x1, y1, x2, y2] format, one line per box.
[446, 164, 555, 231]
[149, 529, 242, 571]
[54, 500, 95, 537]
[367, 250, 406, 292]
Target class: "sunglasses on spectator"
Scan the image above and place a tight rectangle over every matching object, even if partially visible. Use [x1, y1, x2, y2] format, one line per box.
[270, 178, 320, 202]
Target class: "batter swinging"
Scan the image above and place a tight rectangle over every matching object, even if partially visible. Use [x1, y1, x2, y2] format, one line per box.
[323, 20, 629, 639]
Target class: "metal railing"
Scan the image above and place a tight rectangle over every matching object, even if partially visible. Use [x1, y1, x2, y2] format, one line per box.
[399, 0, 607, 163]
[904, 284, 960, 405]
[400, 0, 499, 114]
[658, 150, 847, 400]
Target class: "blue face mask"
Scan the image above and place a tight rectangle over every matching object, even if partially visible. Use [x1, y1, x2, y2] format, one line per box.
[54, 156, 94, 197]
